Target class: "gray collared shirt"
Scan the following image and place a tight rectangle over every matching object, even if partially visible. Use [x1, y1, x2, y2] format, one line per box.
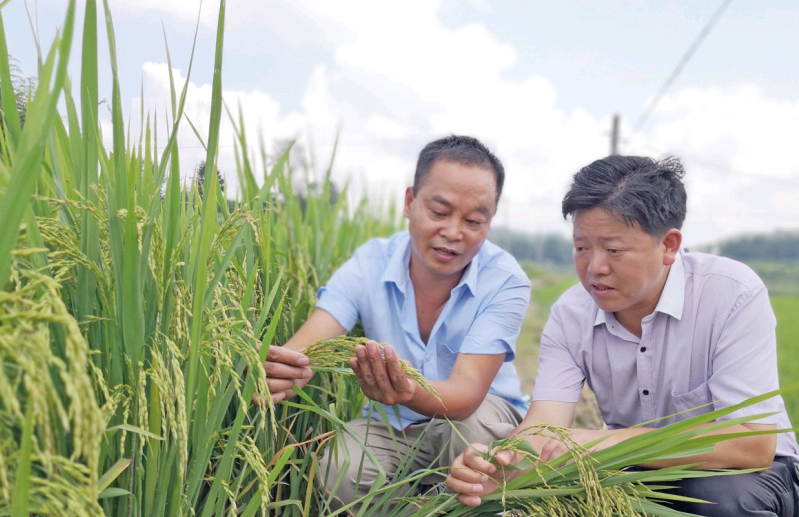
[533, 251, 799, 462]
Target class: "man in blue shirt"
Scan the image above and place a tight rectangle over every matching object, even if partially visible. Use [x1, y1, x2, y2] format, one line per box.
[262, 135, 531, 510]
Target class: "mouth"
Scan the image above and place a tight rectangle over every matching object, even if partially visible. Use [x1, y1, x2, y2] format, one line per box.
[433, 246, 460, 257]
[592, 283, 613, 292]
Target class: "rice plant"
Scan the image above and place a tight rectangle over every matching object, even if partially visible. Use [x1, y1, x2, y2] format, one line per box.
[0, 0, 400, 515]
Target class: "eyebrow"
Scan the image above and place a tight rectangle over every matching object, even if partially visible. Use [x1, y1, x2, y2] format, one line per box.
[431, 195, 492, 216]
[573, 234, 625, 243]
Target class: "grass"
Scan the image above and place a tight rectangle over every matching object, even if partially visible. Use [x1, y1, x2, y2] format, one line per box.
[1, 1, 403, 515]
[773, 296, 799, 423]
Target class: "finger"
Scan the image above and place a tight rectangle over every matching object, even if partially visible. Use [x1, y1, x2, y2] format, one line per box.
[446, 471, 488, 496]
[266, 345, 310, 367]
[354, 345, 376, 388]
[492, 450, 516, 467]
[263, 356, 313, 381]
[539, 439, 567, 464]
[384, 346, 411, 393]
[455, 494, 483, 507]
[448, 465, 491, 484]
[463, 445, 498, 473]
[265, 377, 297, 394]
[251, 390, 286, 407]
[366, 341, 392, 391]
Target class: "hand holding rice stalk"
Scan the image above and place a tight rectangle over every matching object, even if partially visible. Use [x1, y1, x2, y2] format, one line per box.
[304, 336, 443, 404]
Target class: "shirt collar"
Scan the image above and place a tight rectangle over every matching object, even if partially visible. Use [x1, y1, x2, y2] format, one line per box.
[594, 250, 685, 326]
[380, 235, 413, 294]
[379, 234, 480, 297]
[456, 250, 479, 297]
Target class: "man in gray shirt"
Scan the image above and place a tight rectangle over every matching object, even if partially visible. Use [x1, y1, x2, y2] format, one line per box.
[446, 155, 799, 516]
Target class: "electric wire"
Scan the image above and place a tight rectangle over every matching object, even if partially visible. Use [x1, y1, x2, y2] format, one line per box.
[627, 0, 735, 146]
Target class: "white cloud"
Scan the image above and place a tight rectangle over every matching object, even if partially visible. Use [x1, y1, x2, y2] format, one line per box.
[130, 61, 307, 192]
[621, 87, 799, 244]
[105, 0, 799, 245]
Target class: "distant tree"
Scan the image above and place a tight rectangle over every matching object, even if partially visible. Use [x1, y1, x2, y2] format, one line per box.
[194, 160, 226, 199]
[712, 230, 799, 263]
[489, 228, 574, 266]
[0, 55, 36, 146]
[271, 138, 342, 214]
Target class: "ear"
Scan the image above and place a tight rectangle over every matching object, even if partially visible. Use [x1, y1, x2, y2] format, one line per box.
[403, 187, 414, 219]
[661, 229, 682, 266]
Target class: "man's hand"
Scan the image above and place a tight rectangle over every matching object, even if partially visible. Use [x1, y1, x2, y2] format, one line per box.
[256, 344, 314, 405]
[350, 341, 417, 406]
[446, 443, 518, 507]
[539, 428, 618, 464]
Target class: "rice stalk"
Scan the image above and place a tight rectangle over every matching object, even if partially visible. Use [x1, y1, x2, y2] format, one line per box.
[304, 336, 443, 405]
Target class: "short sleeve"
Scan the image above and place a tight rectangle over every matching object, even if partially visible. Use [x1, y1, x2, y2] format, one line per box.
[315, 252, 365, 332]
[708, 284, 781, 424]
[458, 275, 530, 361]
[532, 305, 585, 404]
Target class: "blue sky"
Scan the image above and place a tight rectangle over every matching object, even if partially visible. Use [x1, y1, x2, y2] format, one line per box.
[4, 0, 799, 246]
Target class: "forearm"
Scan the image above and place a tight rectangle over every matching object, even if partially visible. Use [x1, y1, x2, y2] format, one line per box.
[400, 353, 507, 420]
[632, 423, 777, 470]
[402, 377, 489, 420]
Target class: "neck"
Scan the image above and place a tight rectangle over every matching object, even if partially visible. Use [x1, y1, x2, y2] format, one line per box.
[409, 260, 463, 300]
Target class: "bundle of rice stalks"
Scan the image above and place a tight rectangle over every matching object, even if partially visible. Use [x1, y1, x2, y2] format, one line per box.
[405, 391, 788, 517]
[304, 336, 442, 404]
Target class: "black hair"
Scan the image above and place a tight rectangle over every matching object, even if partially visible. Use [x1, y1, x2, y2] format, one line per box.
[562, 155, 687, 235]
[414, 135, 505, 204]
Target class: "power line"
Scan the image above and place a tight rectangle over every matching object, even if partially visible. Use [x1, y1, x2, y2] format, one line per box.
[628, 0, 734, 143]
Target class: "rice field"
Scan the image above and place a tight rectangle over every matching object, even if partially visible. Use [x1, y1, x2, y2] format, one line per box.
[774, 296, 799, 423]
[1, 2, 794, 516]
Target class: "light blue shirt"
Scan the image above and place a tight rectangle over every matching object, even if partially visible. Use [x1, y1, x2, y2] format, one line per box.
[533, 251, 799, 462]
[316, 231, 531, 429]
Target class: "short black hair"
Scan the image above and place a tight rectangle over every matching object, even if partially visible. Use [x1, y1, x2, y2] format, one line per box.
[414, 135, 505, 204]
[562, 155, 687, 236]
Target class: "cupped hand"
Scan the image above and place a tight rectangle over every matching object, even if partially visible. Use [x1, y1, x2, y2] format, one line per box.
[350, 341, 416, 406]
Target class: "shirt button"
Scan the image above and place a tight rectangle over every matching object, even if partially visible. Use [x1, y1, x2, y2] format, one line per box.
[642, 389, 650, 395]
[640, 347, 647, 353]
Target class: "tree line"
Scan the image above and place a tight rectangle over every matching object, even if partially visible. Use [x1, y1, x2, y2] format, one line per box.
[490, 227, 799, 266]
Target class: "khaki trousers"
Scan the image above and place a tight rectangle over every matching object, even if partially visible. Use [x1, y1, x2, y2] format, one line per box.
[317, 394, 524, 514]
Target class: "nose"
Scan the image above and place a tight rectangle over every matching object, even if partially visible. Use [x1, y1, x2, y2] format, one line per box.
[587, 250, 610, 276]
[439, 218, 462, 241]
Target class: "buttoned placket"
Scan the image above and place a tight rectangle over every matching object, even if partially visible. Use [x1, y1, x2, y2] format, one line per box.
[421, 285, 463, 380]
[638, 314, 656, 422]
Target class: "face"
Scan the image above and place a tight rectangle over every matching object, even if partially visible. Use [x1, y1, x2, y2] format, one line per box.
[404, 159, 497, 285]
[572, 207, 681, 332]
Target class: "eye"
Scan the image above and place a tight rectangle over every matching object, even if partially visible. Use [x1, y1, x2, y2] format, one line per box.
[574, 246, 585, 252]
[430, 210, 445, 217]
[466, 219, 483, 227]
[608, 249, 620, 254]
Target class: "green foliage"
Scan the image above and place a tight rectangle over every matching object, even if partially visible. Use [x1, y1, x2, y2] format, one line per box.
[704, 229, 799, 263]
[773, 297, 799, 424]
[749, 261, 799, 297]
[491, 228, 573, 266]
[0, 1, 401, 515]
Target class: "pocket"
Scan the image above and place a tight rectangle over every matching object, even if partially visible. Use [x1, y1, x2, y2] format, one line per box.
[670, 382, 713, 420]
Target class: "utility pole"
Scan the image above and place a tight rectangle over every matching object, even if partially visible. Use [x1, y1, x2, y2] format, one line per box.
[610, 113, 620, 155]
